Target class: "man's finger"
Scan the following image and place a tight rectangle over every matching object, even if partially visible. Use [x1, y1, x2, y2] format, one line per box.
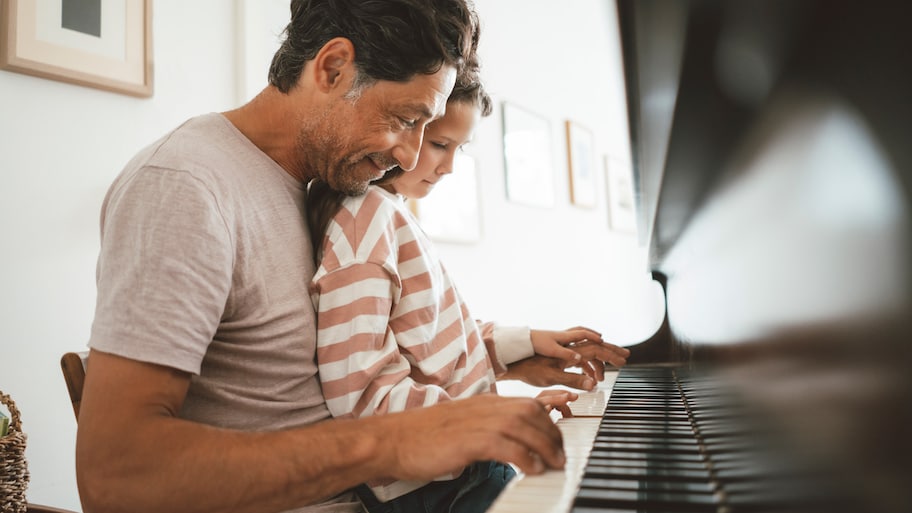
[544, 367, 596, 391]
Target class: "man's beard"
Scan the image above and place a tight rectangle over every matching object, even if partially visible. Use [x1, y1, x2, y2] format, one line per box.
[294, 112, 396, 196]
[333, 152, 398, 196]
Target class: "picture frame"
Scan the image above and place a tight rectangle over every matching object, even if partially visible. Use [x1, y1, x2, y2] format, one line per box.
[605, 155, 637, 233]
[0, 0, 153, 97]
[501, 101, 555, 208]
[565, 120, 598, 208]
[409, 153, 482, 244]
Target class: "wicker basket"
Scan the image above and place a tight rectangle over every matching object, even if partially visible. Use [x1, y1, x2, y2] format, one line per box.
[0, 390, 28, 513]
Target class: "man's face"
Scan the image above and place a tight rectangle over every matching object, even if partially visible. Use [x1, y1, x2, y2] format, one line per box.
[390, 99, 481, 199]
[298, 66, 457, 196]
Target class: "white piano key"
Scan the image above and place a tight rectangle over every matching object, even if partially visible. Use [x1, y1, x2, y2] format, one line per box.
[486, 372, 618, 513]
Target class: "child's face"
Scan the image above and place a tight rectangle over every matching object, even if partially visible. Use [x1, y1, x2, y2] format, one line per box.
[390, 100, 481, 199]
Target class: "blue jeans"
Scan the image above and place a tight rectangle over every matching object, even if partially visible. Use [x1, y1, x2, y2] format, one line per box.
[355, 461, 516, 513]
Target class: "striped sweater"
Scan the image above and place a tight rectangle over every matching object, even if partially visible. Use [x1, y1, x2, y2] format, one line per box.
[310, 186, 532, 501]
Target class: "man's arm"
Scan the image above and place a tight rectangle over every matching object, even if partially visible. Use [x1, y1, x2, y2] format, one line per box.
[76, 350, 565, 513]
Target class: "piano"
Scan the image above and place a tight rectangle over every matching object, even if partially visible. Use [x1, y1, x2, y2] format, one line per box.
[489, 1, 912, 512]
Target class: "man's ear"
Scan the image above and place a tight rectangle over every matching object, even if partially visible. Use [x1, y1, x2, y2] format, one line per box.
[312, 37, 356, 93]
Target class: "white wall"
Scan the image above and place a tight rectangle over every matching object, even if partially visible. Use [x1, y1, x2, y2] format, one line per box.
[0, 1, 662, 509]
[457, 0, 661, 335]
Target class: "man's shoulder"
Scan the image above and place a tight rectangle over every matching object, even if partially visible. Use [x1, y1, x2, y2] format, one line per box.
[143, 113, 248, 168]
[116, 113, 278, 194]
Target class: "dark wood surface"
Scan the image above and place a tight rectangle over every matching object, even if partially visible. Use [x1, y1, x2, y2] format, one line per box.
[27, 504, 78, 513]
[60, 351, 88, 420]
[617, 1, 912, 512]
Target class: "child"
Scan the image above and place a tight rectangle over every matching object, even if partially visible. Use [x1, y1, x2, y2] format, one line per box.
[307, 73, 626, 513]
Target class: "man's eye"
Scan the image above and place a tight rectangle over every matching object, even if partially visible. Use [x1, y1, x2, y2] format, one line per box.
[398, 118, 417, 129]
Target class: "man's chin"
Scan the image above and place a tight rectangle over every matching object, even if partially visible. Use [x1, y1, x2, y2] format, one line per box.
[333, 179, 369, 197]
[329, 159, 388, 196]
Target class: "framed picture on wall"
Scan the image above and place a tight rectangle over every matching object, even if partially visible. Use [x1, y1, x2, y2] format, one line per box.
[0, 0, 153, 97]
[409, 153, 482, 244]
[605, 155, 637, 233]
[565, 120, 597, 208]
[501, 101, 555, 208]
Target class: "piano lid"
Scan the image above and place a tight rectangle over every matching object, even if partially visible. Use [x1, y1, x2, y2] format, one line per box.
[620, 0, 912, 276]
[619, 0, 912, 342]
[617, 2, 912, 512]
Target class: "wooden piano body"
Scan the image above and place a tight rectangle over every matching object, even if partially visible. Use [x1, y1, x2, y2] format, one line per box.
[491, 1, 912, 512]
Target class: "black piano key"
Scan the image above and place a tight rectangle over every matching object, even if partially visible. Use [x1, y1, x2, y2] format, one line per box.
[574, 486, 722, 512]
[585, 450, 706, 462]
[600, 417, 691, 426]
[609, 388, 682, 393]
[596, 418, 692, 427]
[601, 410, 690, 419]
[597, 425, 696, 436]
[586, 456, 709, 471]
[581, 464, 713, 482]
[593, 437, 701, 446]
[607, 406, 687, 411]
[591, 438, 697, 447]
[593, 440, 703, 453]
[607, 395, 684, 400]
[612, 392, 682, 396]
[701, 439, 757, 451]
[596, 427, 696, 436]
[580, 477, 716, 494]
[607, 403, 688, 411]
[571, 508, 700, 513]
[609, 393, 681, 398]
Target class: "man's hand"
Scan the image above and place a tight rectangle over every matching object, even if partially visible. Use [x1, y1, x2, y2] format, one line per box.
[372, 395, 565, 480]
[501, 339, 630, 391]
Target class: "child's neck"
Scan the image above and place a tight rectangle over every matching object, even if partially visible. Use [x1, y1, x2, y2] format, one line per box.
[379, 184, 402, 197]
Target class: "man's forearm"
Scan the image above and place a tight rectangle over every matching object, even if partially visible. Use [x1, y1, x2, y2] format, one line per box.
[77, 348, 566, 513]
[77, 414, 386, 513]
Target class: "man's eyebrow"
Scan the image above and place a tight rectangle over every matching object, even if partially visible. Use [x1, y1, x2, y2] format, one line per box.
[403, 103, 436, 121]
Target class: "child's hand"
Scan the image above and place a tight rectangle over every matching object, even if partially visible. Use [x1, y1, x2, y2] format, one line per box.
[529, 326, 605, 363]
[530, 327, 630, 372]
[535, 389, 579, 418]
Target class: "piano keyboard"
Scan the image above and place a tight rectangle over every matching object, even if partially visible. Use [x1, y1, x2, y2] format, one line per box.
[486, 373, 617, 513]
[489, 366, 836, 513]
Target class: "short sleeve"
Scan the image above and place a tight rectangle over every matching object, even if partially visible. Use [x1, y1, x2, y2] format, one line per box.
[90, 167, 233, 375]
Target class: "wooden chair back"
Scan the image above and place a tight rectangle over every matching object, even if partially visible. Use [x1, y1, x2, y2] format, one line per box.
[27, 504, 79, 513]
[60, 351, 88, 420]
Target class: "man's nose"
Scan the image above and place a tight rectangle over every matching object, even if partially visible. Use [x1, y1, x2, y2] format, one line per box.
[392, 129, 423, 171]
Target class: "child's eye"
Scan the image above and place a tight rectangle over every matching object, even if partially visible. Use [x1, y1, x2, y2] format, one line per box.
[431, 142, 448, 150]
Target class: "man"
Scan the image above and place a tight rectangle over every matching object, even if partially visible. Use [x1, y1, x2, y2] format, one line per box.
[76, 1, 630, 512]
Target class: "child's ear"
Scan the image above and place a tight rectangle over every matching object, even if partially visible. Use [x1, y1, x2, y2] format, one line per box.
[312, 37, 356, 93]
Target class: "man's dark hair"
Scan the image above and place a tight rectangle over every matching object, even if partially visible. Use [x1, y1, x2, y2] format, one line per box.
[269, 0, 480, 93]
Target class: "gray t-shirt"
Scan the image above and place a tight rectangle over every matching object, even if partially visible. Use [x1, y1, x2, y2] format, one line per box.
[90, 113, 360, 512]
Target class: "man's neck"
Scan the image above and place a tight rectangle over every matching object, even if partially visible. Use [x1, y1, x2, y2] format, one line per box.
[223, 86, 311, 182]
